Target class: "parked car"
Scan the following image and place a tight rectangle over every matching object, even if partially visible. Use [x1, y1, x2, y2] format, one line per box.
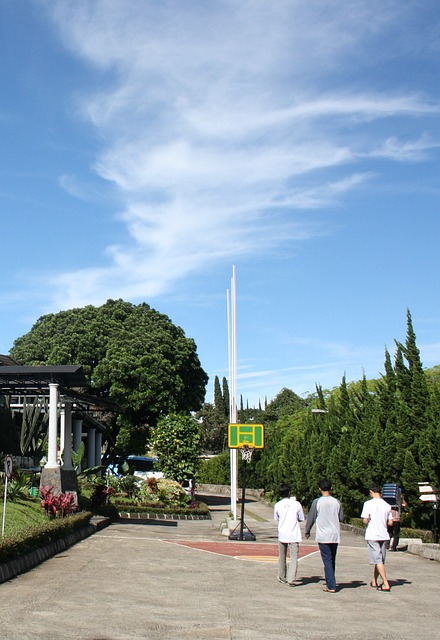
[126, 455, 164, 480]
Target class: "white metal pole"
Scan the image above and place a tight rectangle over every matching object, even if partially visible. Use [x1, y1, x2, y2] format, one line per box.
[229, 265, 238, 520]
[2, 476, 8, 536]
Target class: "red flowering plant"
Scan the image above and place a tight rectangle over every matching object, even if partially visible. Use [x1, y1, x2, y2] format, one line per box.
[40, 486, 78, 519]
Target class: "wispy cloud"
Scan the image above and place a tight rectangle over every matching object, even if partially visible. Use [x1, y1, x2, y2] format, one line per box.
[368, 134, 440, 162]
[41, 0, 440, 310]
[236, 340, 388, 403]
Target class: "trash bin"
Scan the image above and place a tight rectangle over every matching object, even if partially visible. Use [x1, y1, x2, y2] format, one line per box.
[30, 487, 39, 498]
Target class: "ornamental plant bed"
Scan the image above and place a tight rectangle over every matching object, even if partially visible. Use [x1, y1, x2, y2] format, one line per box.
[113, 499, 211, 519]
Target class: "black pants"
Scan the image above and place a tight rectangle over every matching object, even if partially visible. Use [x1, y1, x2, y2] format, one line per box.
[387, 522, 400, 550]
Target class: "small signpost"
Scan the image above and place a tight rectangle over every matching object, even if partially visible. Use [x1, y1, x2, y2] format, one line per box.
[2, 455, 13, 536]
[418, 482, 439, 543]
[228, 424, 264, 542]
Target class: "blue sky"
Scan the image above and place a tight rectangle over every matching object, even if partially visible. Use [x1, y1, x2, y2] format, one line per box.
[1, 0, 440, 406]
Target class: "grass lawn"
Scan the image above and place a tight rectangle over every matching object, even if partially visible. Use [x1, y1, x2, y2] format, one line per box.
[0, 496, 94, 565]
[0, 498, 48, 536]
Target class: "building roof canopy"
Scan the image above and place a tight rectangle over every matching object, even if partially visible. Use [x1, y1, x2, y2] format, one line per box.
[0, 365, 88, 391]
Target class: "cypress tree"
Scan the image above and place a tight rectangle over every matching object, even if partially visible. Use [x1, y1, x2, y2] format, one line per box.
[402, 309, 430, 418]
[393, 343, 416, 473]
[394, 342, 411, 405]
[326, 376, 356, 511]
[376, 348, 400, 477]
[222, 377, 230, 418]
[214, 376, 223, 411]
[348, 374, 381, 506]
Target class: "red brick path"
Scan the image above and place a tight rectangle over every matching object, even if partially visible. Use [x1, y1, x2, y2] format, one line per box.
[166, 540, 317, 561]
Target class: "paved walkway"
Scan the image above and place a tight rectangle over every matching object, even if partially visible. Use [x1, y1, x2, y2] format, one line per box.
[0, 492, 438, 640]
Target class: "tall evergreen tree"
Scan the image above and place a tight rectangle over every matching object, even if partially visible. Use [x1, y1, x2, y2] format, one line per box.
[221, 377, 230, 418]
[400, 309, 430, 419]
[214, 376, 224, 413]
[326, 375, 356, 510]
[392, 342, 416, 473]
[375, 348, 400, 478]
[348, 374, 381, 506]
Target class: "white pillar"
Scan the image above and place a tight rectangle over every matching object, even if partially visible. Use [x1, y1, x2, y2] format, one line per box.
[45, 383, 59, 468]
[62, 400, 73, 470]
[87, 427, 96, 471]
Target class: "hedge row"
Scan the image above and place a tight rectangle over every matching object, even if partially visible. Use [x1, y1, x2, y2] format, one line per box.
[0, 511, 93, 564]
[112, 500, 210, 517]
[348, 518, 433, 542]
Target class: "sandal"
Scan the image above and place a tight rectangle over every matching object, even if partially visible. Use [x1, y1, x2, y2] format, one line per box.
[323, 587, 337, 593]
[377, 585, 391, 592]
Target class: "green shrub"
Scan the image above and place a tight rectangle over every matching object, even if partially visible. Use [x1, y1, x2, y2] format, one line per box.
[348, 518, 366, 529]
[117, 475, 140, 499]
[7, 471, 31, 501]
[114, 498, 167, 510]
[263, 490, 276, 505]
[0, 511, 92, 564]
[78, 490, 119, 520]
[115, 501, 210, 517]
[196, 453, 230, 485]
[400, 527, 433, 543]
[347, 518, 433, 542]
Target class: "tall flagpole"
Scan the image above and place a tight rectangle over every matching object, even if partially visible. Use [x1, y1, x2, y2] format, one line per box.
[228, 266, 238, 520]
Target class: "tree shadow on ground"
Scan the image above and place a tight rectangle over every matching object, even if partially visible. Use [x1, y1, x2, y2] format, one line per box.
[118, 519, 178, 527]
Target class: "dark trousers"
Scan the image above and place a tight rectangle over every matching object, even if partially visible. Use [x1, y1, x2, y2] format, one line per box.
[318, 542, 338, 590]
[388, 521, 401, 550]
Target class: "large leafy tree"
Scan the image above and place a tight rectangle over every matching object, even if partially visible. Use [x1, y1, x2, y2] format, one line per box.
[10, 299, 208, 454]
[152, 413, 204, 482]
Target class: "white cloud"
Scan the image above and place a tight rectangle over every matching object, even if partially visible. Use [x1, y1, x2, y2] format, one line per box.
[41, 0, 440, 309]
[368, 134, 440, 162]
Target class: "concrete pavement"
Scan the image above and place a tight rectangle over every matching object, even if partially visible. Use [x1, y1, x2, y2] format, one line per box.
[0, 492, 438, 640]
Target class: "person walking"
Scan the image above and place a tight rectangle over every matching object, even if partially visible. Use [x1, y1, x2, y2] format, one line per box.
[274, 482, 304, 586]
[361, 483, 394, 591]
[387, 495, 407, 551]
[387, 506, 401, 551]
[305, 478, 344, 593]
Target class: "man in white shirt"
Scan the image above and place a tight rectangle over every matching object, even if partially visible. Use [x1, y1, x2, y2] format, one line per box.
[361, 483, 394, 591]
[305, 478, 344, 593]
[274, 483, 304, 586]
